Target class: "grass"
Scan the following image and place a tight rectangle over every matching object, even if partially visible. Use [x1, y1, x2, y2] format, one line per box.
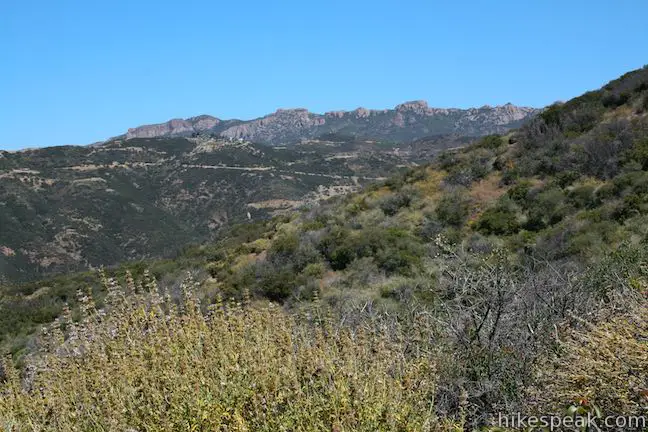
[531, 300, 648, 418]
[0, 273, 461, 431]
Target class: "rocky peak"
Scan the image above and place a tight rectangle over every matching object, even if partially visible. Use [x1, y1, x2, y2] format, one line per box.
[395, 100, 431, 115]
[498, 103, 532, 116]
[126, 115, 222, 139]
[325, 110, 345, 119]
[270, 108, 314, 121]
[127, 119, 192, 139]
[353, 107, 371, 118]
[189, 115, 221, 130]
[275, 108, 309, 114]
[220, 108, 325, 142]
[488, 104, 539, 124]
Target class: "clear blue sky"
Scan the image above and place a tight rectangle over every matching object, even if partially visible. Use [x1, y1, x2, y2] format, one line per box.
[1, 0, 647, 150]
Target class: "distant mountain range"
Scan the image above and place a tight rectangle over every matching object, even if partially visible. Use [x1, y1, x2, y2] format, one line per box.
[121, 101, 540, 145]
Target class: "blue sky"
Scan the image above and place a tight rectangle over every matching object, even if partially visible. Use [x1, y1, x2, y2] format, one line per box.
[1, 0, 647, 150]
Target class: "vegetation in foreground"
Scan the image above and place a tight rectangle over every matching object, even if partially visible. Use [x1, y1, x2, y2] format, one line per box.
[1, 256, 646, 431]
[1, 274, 454, 431]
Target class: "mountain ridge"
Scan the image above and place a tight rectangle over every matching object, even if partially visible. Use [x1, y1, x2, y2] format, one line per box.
[122, 101, 539, 144]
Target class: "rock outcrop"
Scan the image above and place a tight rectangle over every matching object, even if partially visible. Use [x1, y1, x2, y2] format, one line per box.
[126, 115, 221, 139]
[121, 101, 540, 144]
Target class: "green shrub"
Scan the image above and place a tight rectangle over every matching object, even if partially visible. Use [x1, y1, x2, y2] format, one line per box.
[630, 137, 648, 169]
[507, 181, 531, 204]
[300, 218, 326, 232]
[467, 149, 493, 180]
[437, 151, 458, 171]
[555, 170, 581, 188]
[475, 135, 503, 150]
[613, 193, 642, 221]
[641, 93, 648, 113]
[268, 232, 321, 272]
[475, 206, 520, 236]
[379, 192, 412, 216]
[595, 182, 616, 200]
[601, 91, 630, 108]
[440, 227, 463, 245]
[384, 173, 405, 191]
[301, 262, 326, 278]
[540, 104, 562, 127]
[417, 216, 444, 240]
[268, 231, 300, 259]
[436, 190, 471, 227]
[530, 187, 570, 226]
[567, 184, 599, 209]
[318, 226, 355, 270]
[318, 227, 422, 274]
[256, 266, 296, 301]
[567, 221, 620, 255]
[500, 166, 520, 185]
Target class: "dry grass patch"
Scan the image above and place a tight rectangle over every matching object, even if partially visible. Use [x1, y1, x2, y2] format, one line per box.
[0, 273, 460, 431]
[530, 299, 648, 417]
[415, 169, 446, 200]
[468, 172, 508, 206]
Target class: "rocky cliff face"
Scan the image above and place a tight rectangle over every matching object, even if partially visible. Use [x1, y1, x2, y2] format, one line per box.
[120, 101, 540, 145]
[126, 115, 222, 139]
[219, 109, 326, 143]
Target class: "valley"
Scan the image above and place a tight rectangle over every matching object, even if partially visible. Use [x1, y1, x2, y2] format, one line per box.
[0, 117, 486, 282]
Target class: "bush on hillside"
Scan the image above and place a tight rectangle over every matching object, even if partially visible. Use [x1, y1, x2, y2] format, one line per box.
[529, 187, 571, 226]
[567, 184, 599, 209]
[474, 206, 520, 236]
[378, 191, 412, 216]
[640, 93, 648, 113]
[318, 226, 423, 274]
[254, 264, 297, 301]
[436, 189, 471, 227]
[630, 137, 648, 170]
[276, 234, 321, 271]
[475, 135, 503, 150]
[506, 181, 531, 204]
[601, 91, 630, 108]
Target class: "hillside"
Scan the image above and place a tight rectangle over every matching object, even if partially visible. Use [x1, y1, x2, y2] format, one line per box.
[0, 100, 536, 283]
[122, 101, 539, 144]
[2, 66, 648, 429]
[0, 134, 477, 283]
